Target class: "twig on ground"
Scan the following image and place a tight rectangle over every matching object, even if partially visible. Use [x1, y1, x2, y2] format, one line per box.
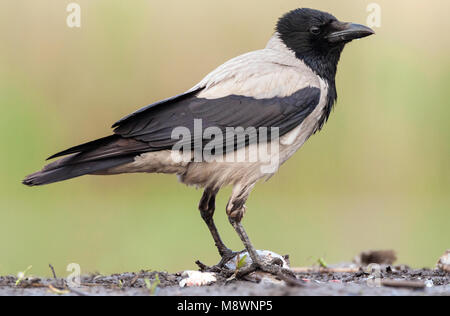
[47, 284, 70, 295]
[48, 264, 57, 279]
[381, 279, 425, 289]
[129, 274, 140, 287]
[291, 267, 359, 273]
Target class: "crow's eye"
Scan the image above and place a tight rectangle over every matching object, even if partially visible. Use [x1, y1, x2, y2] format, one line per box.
[309, 26, 321, 35]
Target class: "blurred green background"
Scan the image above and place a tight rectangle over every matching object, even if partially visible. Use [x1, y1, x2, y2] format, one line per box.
[0, 0, 449, 277]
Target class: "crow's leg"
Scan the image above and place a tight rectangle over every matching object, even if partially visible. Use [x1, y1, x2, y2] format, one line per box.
[225, 183, 262, 265]
[198, 188, 235, 266]
[226, 185, 300, 282]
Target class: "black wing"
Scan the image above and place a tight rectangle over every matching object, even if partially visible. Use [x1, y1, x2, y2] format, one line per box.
[113, 86, 321, 151]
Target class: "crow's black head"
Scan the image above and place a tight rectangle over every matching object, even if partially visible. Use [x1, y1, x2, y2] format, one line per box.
[277, 8, 374, 81]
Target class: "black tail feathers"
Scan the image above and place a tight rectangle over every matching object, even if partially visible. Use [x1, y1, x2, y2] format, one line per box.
[23, 134, 147, 186]
[22, 155, 135, 186]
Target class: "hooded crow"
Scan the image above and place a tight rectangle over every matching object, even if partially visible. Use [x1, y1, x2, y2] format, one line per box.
[23, 8, 374, 272]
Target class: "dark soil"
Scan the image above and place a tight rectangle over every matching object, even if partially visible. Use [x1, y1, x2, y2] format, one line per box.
[1, 265, 448, 296]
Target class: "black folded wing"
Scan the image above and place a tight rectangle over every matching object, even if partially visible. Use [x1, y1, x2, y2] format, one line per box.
[112, 86, 321, 152]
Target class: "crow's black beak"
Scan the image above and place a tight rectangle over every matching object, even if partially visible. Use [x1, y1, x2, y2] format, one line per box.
[326, 22, 375, 43]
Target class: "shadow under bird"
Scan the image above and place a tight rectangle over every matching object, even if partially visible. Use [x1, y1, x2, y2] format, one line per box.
[24, 8, 374, 274]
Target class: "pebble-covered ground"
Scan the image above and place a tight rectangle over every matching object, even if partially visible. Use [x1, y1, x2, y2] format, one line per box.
[1, 265, 448, 296]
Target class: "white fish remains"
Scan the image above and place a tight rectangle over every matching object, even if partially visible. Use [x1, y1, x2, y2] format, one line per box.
[179, 270, 217, 287]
